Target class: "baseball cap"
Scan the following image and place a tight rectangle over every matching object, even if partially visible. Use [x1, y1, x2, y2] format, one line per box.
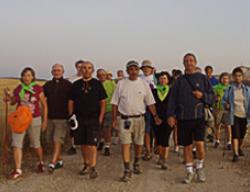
[141, 60, 154, 69]
[126, 60, 139, 68]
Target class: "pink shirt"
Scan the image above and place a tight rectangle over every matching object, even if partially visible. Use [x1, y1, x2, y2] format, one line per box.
[13, 84, 43, 118]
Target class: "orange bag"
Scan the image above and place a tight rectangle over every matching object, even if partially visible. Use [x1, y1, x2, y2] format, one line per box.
[8, 105, 33, 133]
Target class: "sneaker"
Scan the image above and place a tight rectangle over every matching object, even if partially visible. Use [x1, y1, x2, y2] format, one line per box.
[232, 154, 239, 162]
[89, 167, 98, 179]
[196, 168, 206, 182]
[8, 169, 23, 180]
[79, 164, 89, 176]
[160, 162, 169, 170]
[97, 142, 104, 151]
[157, 159, 162, 165]
[133, 163, 142, 175]
[48, 163, 55, 173]
[55, 160, 64, 169]
[112, 137, 119, 145]
[174, 145, 179, 153]
[104, 147, 110, 156]
[239, 149, 244, 157]
[37, 162, 45, 173]
[214, 141, 220, 148]
[121, 169, 132, 182]
[183, 172, 195, 184]
[67, 146, 77, 155]
[207, 135, 214, 143]
[142, 153, 152, 161]
[227, 144, 232, 151]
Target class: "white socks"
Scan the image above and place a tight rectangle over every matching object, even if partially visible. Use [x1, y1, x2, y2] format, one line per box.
[196, 159, 204, 169]
[185, 163, 194, 174]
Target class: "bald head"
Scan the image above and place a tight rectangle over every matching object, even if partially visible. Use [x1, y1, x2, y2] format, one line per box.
[51, 63, 64, 79]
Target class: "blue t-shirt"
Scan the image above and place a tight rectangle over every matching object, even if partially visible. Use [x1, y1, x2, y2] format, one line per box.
[209, 76, 219, 86]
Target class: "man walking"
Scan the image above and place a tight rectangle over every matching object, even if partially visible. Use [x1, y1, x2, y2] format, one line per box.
[68, 61, 107, 179]
[43, 64, 72, 173]
[111, 60, 161, 182]
[167, 53, 214, 184]
[97, 68, 116, 156]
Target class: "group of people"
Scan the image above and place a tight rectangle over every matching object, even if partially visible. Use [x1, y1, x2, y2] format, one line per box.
[3, 53, 250, 184]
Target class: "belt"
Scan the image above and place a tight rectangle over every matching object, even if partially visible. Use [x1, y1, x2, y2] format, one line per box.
[120, 114, 144, 119]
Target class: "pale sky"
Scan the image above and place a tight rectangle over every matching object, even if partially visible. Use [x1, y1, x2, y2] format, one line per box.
[0, 0, 250, 79]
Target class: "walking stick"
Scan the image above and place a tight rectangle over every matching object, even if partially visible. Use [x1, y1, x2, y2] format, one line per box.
[2, 89, 10, 177]
[218, 124, 227, 169]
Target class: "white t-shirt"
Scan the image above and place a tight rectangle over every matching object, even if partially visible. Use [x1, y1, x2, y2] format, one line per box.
[111, 78, 155, 115]
[140, 74, 156, 89]
[68, 74, 82, 83]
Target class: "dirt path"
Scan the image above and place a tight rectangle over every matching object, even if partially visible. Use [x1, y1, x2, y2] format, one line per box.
[0, 144, 250, 192]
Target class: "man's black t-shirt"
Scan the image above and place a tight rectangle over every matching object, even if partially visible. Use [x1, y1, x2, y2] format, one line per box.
[69, 78, 107, 119]
[43, 78, 72, 119]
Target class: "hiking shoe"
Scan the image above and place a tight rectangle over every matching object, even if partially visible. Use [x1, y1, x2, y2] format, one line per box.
[160, 162, 169, 170]
[112, 137, 119, 145]
[227, 144, 232, 151]
[207, 135, 214, 143]
[133, 163, 142, 175]
[157, 159, 162, 165]
[55, 160, 64, 169]
[104, 147, 110, 156]
[8, 169, 23, 180]
[196, 168, 206, 182]
[239, 149, 245, 157]
[79, 165, 89, 176]
[89, 168, 98, 179]
[121, 169, 132, 182]
[183, 172, 195, 184]
[232, 154, 239, 162]
[48, 163, 55, 173]
[67, 146, 77, 155]
[37, 162, 45, 173]
[142, 153, 152, 161]
[214, 142, 220, 148]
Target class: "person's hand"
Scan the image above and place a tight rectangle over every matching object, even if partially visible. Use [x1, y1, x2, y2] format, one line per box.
[112, 119, 118, 130]
[3, 88, 11, 102]
[225, 103, 230, 110]
[192, 90, 203, 99]
[154, 116, 162, 126]
[41, 120, 47, 132]
[99, 117, 104, 126]
[167, 116, 176, 127]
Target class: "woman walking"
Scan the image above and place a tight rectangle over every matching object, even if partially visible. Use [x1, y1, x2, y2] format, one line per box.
[222, 67, 250, 162]
[4, 67, 48, 179]
[152, 71, 173, 169]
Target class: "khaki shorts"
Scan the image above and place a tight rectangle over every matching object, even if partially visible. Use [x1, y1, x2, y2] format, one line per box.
[119, 116, 145, 145]
[214, 109, 230, 126]
[46, 119, 68, 144]
[12, 117, 42, 148]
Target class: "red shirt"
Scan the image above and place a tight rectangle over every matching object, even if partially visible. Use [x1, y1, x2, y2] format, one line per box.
[13, 84, 43, 118]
